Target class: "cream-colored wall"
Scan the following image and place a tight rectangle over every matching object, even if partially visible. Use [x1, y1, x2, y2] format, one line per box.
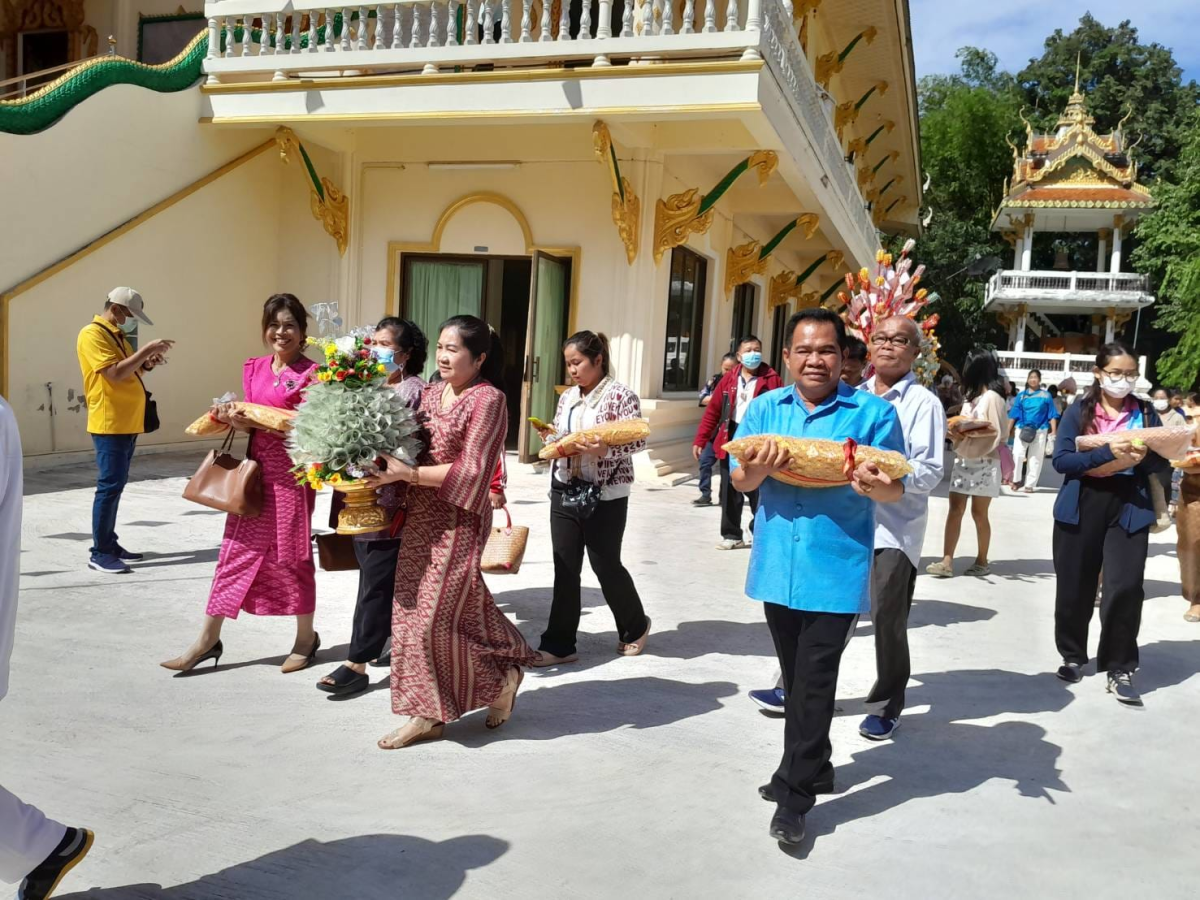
[8, 151, 289, 456]
[276, 141, 342, 308]
[0, 84, 272, 293]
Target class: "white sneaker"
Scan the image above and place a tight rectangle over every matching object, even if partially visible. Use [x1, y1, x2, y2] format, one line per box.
[716, 539, 748, 550]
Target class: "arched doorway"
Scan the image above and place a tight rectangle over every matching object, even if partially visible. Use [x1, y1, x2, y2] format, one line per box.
[0, 0, 97, 90]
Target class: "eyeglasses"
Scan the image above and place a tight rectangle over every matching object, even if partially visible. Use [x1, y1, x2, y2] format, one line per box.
[870, 335, 913, 348]
[1100, 369, 1139, 380]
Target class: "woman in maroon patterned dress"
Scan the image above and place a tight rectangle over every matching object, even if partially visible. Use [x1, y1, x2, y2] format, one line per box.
[366, 315, 536, 749]
[161, 294, 321, 674]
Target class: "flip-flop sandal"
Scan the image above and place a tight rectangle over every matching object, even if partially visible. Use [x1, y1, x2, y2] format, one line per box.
[316, 665, 369, 696]
[1185, 608, 1200, 623]
[926, 562, 954, 578]
[964, 564, 991, 577]
[531, 651, 579, 668]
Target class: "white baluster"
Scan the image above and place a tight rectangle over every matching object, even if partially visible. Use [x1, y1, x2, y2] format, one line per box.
[593, 0, 611, 64]
[206, 16, 220, 83]
[501, 0, 513, 42]
[483, 0, 495, 44]
[579, 0, 592, 37]
[341, 8, 352, 49]
[427, 1, 440, 46]
[310, 11, 321, 52]
[291, 12, 301, 53]
[660, 0, 673, 35]
[464, 0, 477, 44]
[559, 0, 571, 39]
[373, 6, 383, 47]
[393, 3, 405, 47]
[275, 13, 285, 53]
[540, 0, 552, 40]
[239, 17, 250, 54]
[681, 0, 694, 33]
[447, 0, 459, 45]
[741, 0, 761, 59]
[356, 7, 366, 49]
[621, 0, 633, 36]
[410, 2, 422, 48]
[724, 0, 738, 31]
[520, 0, 532, 41]
[641, 0, 653, 35]
[702, 0, 716, 32]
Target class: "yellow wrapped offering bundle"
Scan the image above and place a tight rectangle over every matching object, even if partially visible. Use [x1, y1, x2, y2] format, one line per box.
[946, 415, 996, 437]
[538, 418, 651, 460]
[185, 402, 296, 436]
[722, 435, 911, 489]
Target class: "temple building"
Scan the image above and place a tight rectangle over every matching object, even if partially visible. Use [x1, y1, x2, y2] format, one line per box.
[2, 0, 922, 475]
[986, 72, 1155, 390]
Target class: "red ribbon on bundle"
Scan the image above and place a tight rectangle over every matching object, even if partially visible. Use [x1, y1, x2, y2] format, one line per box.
[841, 437, 859, 482]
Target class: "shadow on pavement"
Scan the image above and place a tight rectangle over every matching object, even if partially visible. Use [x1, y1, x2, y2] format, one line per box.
[57, 833, 507, 899]
[449, 676, 739, 746]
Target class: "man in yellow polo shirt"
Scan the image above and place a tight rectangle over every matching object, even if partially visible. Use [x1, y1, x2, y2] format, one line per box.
[76, 287, 173, 574]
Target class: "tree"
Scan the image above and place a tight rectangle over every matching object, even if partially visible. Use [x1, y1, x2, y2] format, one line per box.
[916, 49, 1020, 366]
[1133, 113, 1200, 389]
[1017, 14, 1200, 183]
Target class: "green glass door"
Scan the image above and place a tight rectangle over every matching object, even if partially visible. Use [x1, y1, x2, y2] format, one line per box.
[519, 251, 571, 462]
[403, 257, 485, 379]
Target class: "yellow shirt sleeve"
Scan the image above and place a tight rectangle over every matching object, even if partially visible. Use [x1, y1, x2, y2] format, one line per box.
[77, 323, 123, 374]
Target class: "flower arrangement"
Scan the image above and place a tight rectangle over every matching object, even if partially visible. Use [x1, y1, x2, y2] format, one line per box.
[287, 330, 422, 491]
[837, 238, 942, 388]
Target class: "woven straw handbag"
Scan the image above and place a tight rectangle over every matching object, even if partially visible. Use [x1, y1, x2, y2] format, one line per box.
[482, 507, 528, 574]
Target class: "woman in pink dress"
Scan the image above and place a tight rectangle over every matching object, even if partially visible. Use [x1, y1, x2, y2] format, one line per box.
[366, 315, 536, 749]
[161, 294, 321, 674]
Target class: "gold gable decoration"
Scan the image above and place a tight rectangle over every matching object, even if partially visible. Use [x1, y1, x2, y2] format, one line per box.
[593, 121, 640, 265]
[275, 126, 349, 256]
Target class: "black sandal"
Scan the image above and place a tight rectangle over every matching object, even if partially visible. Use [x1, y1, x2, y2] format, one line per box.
[316, 665, 370, 697]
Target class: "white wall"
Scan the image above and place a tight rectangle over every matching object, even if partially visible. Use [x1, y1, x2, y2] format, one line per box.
[8, 148, 339, 456]
[0, 84, 272, 293]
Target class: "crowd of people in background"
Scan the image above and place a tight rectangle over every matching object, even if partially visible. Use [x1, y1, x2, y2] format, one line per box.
[3, 285, 1199, 895]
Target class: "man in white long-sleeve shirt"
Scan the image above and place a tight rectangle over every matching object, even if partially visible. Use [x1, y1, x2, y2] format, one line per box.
[0, 397, 94, 899]
[857, 315, 946, 741]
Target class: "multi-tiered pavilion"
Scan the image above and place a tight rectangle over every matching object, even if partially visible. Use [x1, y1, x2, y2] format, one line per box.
[985, 75, 1155, 389]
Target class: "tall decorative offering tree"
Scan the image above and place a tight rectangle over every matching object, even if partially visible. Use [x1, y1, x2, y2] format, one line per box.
[837, 239, 942, 386]
[287, 332, 422, 534]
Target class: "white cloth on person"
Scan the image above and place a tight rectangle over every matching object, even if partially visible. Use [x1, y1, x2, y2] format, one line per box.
[0, 397, 69, 884]
[1013, 428, 1048, 488]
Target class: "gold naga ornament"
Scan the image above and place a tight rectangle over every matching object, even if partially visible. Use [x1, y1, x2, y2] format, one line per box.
[835, 81, 888, 142]
[653, 150, 778, 263]
[724, 214, 820, 298]
[275, 126, 350, 256]
[814, 26, 878, 89]
[592, 121, 640, 265]
[846, 119, 895, 163]
[769, 250, 845, 310]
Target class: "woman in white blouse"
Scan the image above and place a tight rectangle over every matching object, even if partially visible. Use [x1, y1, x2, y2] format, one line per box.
[532, 331, 651, 666]
[928, 348, 1009, 578]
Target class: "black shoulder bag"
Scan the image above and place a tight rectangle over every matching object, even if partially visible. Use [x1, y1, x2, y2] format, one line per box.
[93, 324, 160, 434]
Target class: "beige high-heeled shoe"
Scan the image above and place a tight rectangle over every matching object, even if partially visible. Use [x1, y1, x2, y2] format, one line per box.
[377, 716, 445, 750]
[281, 633, 320, 674]
[160, 640, 223, 672]
[486, 667, 524, 729]
[617, 617, 652, 657]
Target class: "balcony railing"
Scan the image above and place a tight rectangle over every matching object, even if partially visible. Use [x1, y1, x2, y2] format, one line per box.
[985, 269, 1153, 309]
[201, 0, 880, 255]
[996, 350, 1148, 389]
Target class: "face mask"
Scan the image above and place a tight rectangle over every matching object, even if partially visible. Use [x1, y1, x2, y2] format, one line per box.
[119, 318, 138, 334]
[1100, 376, 1136, 399]
[1153, 399, 1170, 412]
[741, 351, 762, 370]
[375, 347, 399, 373]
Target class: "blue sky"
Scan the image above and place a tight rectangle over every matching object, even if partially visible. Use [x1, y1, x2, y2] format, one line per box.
[909, 1, 1200, 84]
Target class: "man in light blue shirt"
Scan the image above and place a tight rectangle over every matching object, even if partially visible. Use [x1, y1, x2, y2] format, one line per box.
[730, 309, 905, 845]
[857, 316, 945, 740]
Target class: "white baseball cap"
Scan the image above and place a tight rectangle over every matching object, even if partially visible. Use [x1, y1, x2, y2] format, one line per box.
[107, 286, 153, 326]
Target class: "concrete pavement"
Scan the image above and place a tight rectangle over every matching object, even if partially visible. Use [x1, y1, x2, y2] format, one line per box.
[3, 451, 1199, 899]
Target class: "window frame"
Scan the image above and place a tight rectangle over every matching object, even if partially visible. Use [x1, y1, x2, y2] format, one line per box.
[662, 246, 709, 394]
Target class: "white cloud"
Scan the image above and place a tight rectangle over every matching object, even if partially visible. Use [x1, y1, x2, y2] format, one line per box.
[910, 0, 1200, 83]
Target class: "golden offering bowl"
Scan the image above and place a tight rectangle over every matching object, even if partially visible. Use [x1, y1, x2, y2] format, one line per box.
[331, 480, 387, 535]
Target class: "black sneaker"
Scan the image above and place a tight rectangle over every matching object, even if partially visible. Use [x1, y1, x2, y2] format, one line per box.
[1107, 670, 1142, 705]
[19, 827, 94, 900]
[768, 806, 806, 845]
[691, 496, 713, 507]
[1056, 662, 1083, 683]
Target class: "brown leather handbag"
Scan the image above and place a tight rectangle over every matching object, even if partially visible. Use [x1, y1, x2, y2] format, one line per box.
[182, 430, 262, 517]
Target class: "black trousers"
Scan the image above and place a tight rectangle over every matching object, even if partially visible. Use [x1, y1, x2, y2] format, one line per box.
[765, 603, 857, 815]
[540, 484, 648, 657]
[718, 428, 759, 541]
[347, 537, 402, 665]
[864, 549, 918, 719]
[1053, 478, 1148, 674]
